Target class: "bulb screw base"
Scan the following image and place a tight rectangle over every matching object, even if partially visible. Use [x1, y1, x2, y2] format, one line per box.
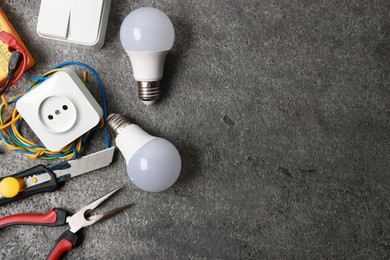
[137, 81, 160, 105]
[107, 113, 131, 136]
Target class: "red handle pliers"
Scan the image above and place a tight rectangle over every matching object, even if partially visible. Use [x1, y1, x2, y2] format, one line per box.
[0, 186, 131, 260]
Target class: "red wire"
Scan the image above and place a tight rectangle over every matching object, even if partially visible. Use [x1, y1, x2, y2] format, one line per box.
[0, 31, 27, 89]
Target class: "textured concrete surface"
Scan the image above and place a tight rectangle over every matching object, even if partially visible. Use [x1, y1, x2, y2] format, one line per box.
[1, 0, 390, 259]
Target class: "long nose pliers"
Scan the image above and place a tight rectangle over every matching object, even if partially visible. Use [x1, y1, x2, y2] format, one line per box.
[0, 186, 131, 260]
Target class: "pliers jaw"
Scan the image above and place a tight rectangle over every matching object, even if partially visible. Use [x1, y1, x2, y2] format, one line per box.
[67, 185, 131, 233]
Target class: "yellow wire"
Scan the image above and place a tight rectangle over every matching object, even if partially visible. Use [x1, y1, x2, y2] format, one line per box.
[83, 71, 88, 83]
[0, 114, 21, 130]
[1, 94, 9, 111]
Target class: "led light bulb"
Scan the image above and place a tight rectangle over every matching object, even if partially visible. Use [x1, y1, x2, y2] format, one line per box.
[107, 113, 181, 192]
[120, 7, 175, 105]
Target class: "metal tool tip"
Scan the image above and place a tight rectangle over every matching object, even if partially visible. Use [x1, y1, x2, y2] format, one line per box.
[97, 203, 133, 222]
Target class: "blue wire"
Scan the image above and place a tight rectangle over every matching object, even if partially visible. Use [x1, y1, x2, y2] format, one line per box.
[51, 61, 110, 149]
[0, 130, 10, 144]
[13, 150, 36, 155]
[71, 141, 77, 159]
[31, 77, 48, 81]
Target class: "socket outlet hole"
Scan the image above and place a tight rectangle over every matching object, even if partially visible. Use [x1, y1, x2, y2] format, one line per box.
[39, 95, 77, 134]
[63, 105, 68, 110]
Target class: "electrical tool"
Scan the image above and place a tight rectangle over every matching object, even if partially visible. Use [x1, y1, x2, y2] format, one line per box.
[0, 186, 131, 260]
[0, 147, 115, 205]
[0, 7, 35, 87]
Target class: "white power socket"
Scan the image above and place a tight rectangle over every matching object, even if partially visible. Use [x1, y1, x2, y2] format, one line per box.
[16, 67, 103, 151]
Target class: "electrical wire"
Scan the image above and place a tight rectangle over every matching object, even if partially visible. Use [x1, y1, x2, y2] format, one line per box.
[6, 51, 27, 89]
[0, 62, 110, 160]
[0, 31, 27, 91]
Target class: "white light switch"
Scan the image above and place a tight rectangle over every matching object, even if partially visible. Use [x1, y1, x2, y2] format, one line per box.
[37, 0, 111, 49]
[37, 0, 71, 39]
[68, 0, 104, 44]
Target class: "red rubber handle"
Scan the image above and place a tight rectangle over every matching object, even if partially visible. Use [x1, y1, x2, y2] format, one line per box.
[0, 209, 58, 228]
[47, 239, 73, 260]
[47, 230, 78, 260]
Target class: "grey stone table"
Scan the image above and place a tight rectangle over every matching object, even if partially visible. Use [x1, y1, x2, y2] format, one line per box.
[1, 0, 389, 259]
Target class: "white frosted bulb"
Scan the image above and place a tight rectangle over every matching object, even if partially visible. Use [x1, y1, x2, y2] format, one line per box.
[107, 114, 181, 192]
[120, 7, 175, 105]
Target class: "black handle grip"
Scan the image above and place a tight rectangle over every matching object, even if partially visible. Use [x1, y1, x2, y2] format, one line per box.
[0, 165, 58, 206]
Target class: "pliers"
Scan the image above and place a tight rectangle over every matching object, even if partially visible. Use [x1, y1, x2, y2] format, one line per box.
[0, 186, 131, 260]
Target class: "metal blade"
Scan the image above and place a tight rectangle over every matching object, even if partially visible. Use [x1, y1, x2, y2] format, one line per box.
[53, 147, 115, 180]
[67, 186, 124, 233]
[82, 185, 123, 215]
[86, 204, 132, 224]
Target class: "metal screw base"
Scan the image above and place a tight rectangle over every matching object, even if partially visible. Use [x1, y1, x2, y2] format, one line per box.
[137, 81, 160, 105]
[107, 113, 131, 136]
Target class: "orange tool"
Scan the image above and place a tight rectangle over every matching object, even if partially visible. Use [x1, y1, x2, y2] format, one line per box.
[0, 7, 35, 85]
